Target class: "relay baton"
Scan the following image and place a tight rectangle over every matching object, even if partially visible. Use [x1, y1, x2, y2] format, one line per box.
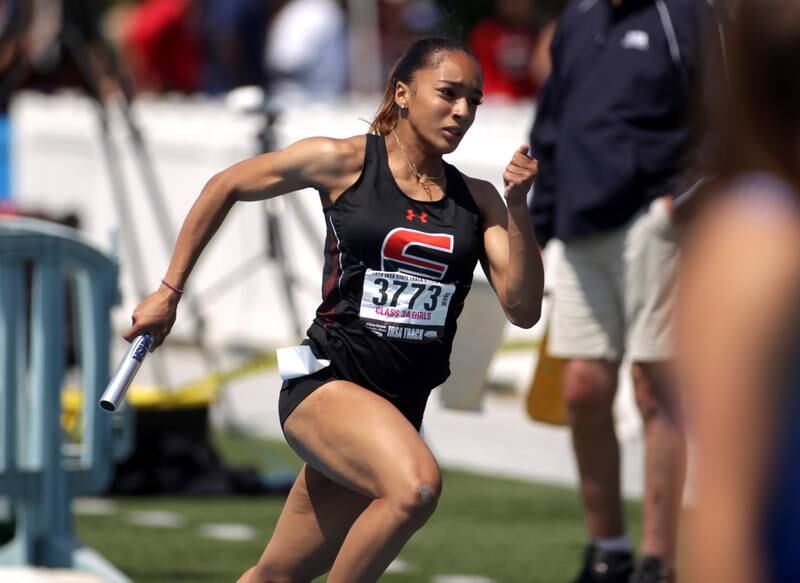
[100, 333, 152, 412]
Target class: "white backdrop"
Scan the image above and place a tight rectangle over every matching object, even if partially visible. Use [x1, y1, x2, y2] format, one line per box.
[10, 91, 645, 437]
[10, 92, 536, 348]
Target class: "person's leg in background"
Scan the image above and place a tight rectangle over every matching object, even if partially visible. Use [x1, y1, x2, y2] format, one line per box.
[550, 232, 635, 583]
[564, 360, 623, 539]
[563, 358, 635, 583]
[626, 198, 685, 583]
[629, 362, 685, 583]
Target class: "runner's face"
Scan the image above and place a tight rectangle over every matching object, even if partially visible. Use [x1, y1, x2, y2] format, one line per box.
[403, 52, 484, 154]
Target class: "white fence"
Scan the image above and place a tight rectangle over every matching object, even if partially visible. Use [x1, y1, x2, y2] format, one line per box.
[10, 92, 645, 439]
[10, 92, 537, 349]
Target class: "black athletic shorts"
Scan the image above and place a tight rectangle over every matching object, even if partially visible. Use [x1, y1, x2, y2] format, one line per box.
[278, 356, 430, 432]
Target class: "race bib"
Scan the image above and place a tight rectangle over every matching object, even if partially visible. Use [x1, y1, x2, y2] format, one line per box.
[359, 269, 455, 343]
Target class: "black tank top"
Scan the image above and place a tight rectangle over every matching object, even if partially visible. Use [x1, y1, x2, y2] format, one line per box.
[306, 133, 483, 399]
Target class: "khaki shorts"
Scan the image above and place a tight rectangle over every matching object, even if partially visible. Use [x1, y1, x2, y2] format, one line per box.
[548, 198, 678, 362]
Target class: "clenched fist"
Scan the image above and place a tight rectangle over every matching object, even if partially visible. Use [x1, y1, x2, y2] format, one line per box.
[503, 145, 538, 205]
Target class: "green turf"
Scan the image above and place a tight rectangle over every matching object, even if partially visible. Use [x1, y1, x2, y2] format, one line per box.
[74, 432, 642, 583]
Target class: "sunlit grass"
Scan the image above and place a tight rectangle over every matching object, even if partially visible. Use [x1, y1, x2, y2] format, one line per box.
[74, 432, 642, 582]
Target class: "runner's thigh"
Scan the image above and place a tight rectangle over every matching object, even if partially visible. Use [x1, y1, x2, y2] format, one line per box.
[283, 380, 441, 500]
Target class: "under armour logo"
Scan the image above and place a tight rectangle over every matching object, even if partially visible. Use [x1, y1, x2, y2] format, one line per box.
[406, 209, 428, 223]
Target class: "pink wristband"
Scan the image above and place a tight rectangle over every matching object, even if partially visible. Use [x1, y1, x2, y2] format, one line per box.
[161, 279, 184, 295]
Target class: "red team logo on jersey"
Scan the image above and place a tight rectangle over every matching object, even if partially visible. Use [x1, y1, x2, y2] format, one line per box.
[406, 209, 428, 223]
[381, 228, 454, 280]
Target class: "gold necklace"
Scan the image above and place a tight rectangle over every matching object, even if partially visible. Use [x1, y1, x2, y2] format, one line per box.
[391, 129, 445, 199]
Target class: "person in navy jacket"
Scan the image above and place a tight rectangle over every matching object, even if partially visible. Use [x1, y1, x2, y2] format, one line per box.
[529, 0, 708, 581]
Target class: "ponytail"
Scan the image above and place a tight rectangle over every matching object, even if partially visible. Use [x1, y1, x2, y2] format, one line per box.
[370, 61, 402, 135]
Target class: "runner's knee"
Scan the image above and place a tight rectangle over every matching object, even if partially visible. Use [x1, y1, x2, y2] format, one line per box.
[385, 465, 442, 525]
[246, 564, 295, 583]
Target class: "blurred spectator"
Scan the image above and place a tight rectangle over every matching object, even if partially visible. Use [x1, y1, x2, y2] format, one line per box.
[1, 0, 27, 105]
[468, 0, 538, 101]
[527, 0, 567, 86]
[678, 1, 800, 582]
[0, 0, 122, 99]
[527, 0, 569, 87]
[378, 0, 441, 80]
[101, 0, 133, 54]
[263, 0, 347, 101]
[124, 0, 204, 94]
[528, 19, 555, 88]
[202, 0, 273, 95]
[528, 0, 709, 581]
[0, 0, 124, 200]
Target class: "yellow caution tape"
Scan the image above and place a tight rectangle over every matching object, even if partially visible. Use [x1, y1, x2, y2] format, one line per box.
[61, 350, 279, 432]
[61, 337, 537, 436]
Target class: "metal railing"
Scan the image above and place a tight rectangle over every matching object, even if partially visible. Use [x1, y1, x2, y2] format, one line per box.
[0, 217, 131, 582]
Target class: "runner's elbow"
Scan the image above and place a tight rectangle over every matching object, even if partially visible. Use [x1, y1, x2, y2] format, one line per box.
[204, 170, 238, 204]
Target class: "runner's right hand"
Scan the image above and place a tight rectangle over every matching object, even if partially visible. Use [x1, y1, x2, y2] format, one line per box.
[122, 287, 180, 350]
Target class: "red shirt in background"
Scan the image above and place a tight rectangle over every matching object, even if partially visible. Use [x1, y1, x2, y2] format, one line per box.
[469, 19, 538, 100]
[125, 0, 203, 93]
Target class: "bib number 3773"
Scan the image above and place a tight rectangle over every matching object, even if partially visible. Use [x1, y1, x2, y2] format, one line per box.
[359, 269, 455, 343]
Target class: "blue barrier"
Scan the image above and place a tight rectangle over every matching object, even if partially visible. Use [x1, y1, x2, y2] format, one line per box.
[0, 116, 9, 200]
[0, 217, 131, 582]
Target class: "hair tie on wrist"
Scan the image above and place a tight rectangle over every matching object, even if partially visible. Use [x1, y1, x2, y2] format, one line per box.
[161, 279, 184, 295]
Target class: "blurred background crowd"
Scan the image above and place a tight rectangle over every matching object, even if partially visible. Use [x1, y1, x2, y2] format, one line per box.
[0, 0, 565, 106]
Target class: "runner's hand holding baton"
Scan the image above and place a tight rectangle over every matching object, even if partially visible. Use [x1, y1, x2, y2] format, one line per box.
[100, 333, 152, 411]
[100, 279, 181, 411]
